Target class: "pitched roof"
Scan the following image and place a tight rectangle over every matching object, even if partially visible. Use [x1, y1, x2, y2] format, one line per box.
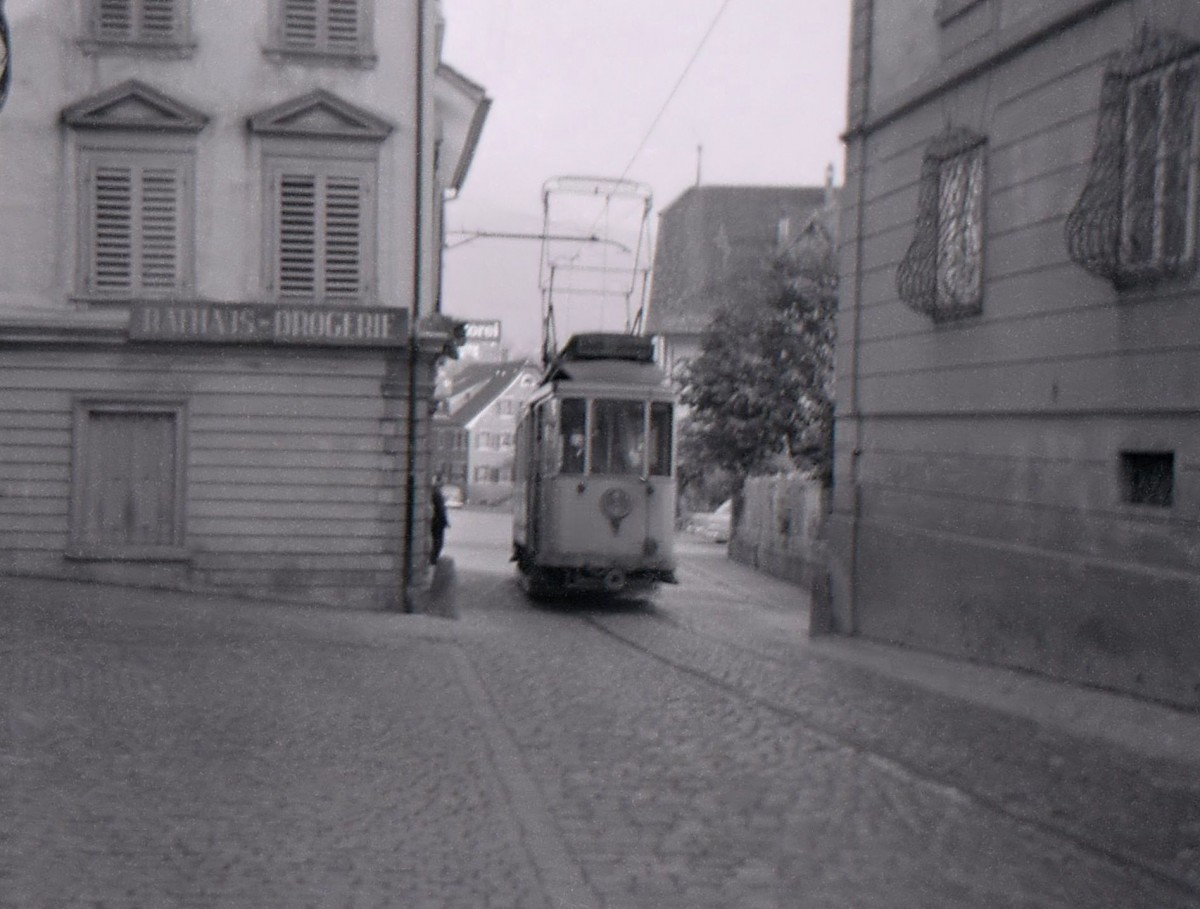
[658, 184, 827, 219]
[445, 362, 537, 427]
[646, 183, 834, 334]
[447, 361, 509, 395]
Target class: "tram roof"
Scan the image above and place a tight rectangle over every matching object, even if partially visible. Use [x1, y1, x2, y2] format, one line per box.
[544, 358, 669, 389]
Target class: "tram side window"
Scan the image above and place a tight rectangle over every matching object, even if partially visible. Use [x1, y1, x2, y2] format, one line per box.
[591, 399, 645, 475]
[649, 402, 673, 477]
[560, 398, 586, 475]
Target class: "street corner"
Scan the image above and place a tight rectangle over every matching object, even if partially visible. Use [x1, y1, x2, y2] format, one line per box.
[410, 557, 459, 619]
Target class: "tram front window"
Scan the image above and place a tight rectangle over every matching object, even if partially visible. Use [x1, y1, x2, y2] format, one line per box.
[560, 398, 586, 474]
[591, 399, 645, 475]
[649, 402, 673, 476]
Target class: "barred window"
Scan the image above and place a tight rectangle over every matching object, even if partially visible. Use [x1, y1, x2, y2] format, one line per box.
[1121, 60, 1198, 272]
[896, 128, 987, 322]
[936, 145, 985, 313]
[1067, 29, 1200, 287]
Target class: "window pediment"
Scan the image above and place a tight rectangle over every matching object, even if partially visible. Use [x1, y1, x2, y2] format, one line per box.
[61, 80, 208, 132]
[247, 90, 393, 141]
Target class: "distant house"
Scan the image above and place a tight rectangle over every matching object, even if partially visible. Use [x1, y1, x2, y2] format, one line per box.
[433, 361, 541, 504]
[646, 179, 838, 382]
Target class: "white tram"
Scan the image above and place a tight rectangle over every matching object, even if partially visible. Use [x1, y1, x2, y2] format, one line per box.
[512, 333, 677, 598]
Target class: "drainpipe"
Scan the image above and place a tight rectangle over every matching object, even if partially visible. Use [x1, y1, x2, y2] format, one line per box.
[844, 0, 874, 635]
[401, 0, 428, 612]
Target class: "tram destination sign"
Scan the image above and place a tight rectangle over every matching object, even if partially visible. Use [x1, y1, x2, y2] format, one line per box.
[130, 302, 408, 348]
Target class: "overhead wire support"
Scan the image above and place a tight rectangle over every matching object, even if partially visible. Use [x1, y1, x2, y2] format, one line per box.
[444, 230, 632, 252]
[538, 176, 654, 364]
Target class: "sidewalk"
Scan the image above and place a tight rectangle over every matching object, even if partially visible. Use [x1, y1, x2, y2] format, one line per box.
[0, 573, 551, 909]
[672, 538, 1200, 767]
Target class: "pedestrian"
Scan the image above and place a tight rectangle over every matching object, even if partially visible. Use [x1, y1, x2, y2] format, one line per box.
[430, 481, 449, 565]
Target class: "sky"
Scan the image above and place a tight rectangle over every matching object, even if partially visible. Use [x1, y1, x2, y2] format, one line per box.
[439, 0, 852, 359]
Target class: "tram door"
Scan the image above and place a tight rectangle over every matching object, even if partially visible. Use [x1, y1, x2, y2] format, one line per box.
[526, 403, 543, 553]
[527, 399, 558, 554]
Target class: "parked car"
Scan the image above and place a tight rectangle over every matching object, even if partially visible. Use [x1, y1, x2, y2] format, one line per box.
[689, 499, 732, 543]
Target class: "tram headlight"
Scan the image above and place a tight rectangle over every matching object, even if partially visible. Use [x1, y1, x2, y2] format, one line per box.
[600, 488, 633, 521]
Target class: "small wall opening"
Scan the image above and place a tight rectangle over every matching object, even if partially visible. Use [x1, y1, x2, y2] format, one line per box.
[1120, 450, 1175, 507]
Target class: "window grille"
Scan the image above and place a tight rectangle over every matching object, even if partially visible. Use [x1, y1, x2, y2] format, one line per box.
[1066, 28, 1200, 287]
[896, 127, 987, 322]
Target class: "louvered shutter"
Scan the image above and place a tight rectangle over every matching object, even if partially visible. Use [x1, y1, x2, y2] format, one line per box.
[324, 175, 363, 297]
[89, 161, 182, 296]
[97, 0, 134, 40]
[96, 0, 178, 42]
[92, 166, 135, 292]
[278, 173, 318, 296]
[276, 170, 364, 301]
[141, 0, 178, 42]
[282, 0, 360, 52]
[326, 0, 360, 53]
[283, 0, 319, 49]
[139, 167, 181, 290]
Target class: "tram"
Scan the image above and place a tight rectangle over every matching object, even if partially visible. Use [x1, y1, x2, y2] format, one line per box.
[512, 332, 677, 598]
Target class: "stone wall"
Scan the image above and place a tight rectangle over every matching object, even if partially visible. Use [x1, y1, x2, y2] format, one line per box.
[729, 474, 830, 623]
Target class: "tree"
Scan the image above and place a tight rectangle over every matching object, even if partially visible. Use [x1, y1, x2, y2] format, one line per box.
[680, 225, 837, 488]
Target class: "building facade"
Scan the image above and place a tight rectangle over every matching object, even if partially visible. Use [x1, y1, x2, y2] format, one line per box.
[0, 0, 487, 609]
[834, 0, 1200, 707]
[647, 182, 835, 382]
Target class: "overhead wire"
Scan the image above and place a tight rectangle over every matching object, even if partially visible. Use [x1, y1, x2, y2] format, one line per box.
[615, 0, 738, 184]
[575, 0, 738, 331]
[546, 0, 738, 347]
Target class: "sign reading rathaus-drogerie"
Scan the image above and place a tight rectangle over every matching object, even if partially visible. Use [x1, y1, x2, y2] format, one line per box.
[129, 302, 409, 347]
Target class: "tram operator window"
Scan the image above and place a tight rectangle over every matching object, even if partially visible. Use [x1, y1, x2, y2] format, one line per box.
[591, 399, 646, 475]
[560, 398, 587, 474]
[649, 402, 673, 476]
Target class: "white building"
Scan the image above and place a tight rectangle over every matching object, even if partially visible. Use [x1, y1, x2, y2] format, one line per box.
[0, 0, 488, 609]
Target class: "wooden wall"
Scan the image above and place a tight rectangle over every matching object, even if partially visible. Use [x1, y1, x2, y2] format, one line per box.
[833, 0, 1200, 707]
[0, 340, 436, 610]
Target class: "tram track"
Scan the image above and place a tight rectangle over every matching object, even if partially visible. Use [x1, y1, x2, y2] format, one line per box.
[577, 606, 1200, 903]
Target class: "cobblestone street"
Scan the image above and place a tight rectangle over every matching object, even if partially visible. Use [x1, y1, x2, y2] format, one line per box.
[3, 507, 1199, 908]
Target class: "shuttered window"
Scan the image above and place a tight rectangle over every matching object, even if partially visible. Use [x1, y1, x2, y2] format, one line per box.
[280, 0, 366, 55]
[84, 157, 189, 298]
[269, 161, 374, 303]
[93, 0, 185, 45]
[70, 402, 187, 559]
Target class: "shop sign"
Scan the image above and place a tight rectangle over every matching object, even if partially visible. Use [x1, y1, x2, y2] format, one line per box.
[463, 319, 501, 341]
[130, 302, 408, 347]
